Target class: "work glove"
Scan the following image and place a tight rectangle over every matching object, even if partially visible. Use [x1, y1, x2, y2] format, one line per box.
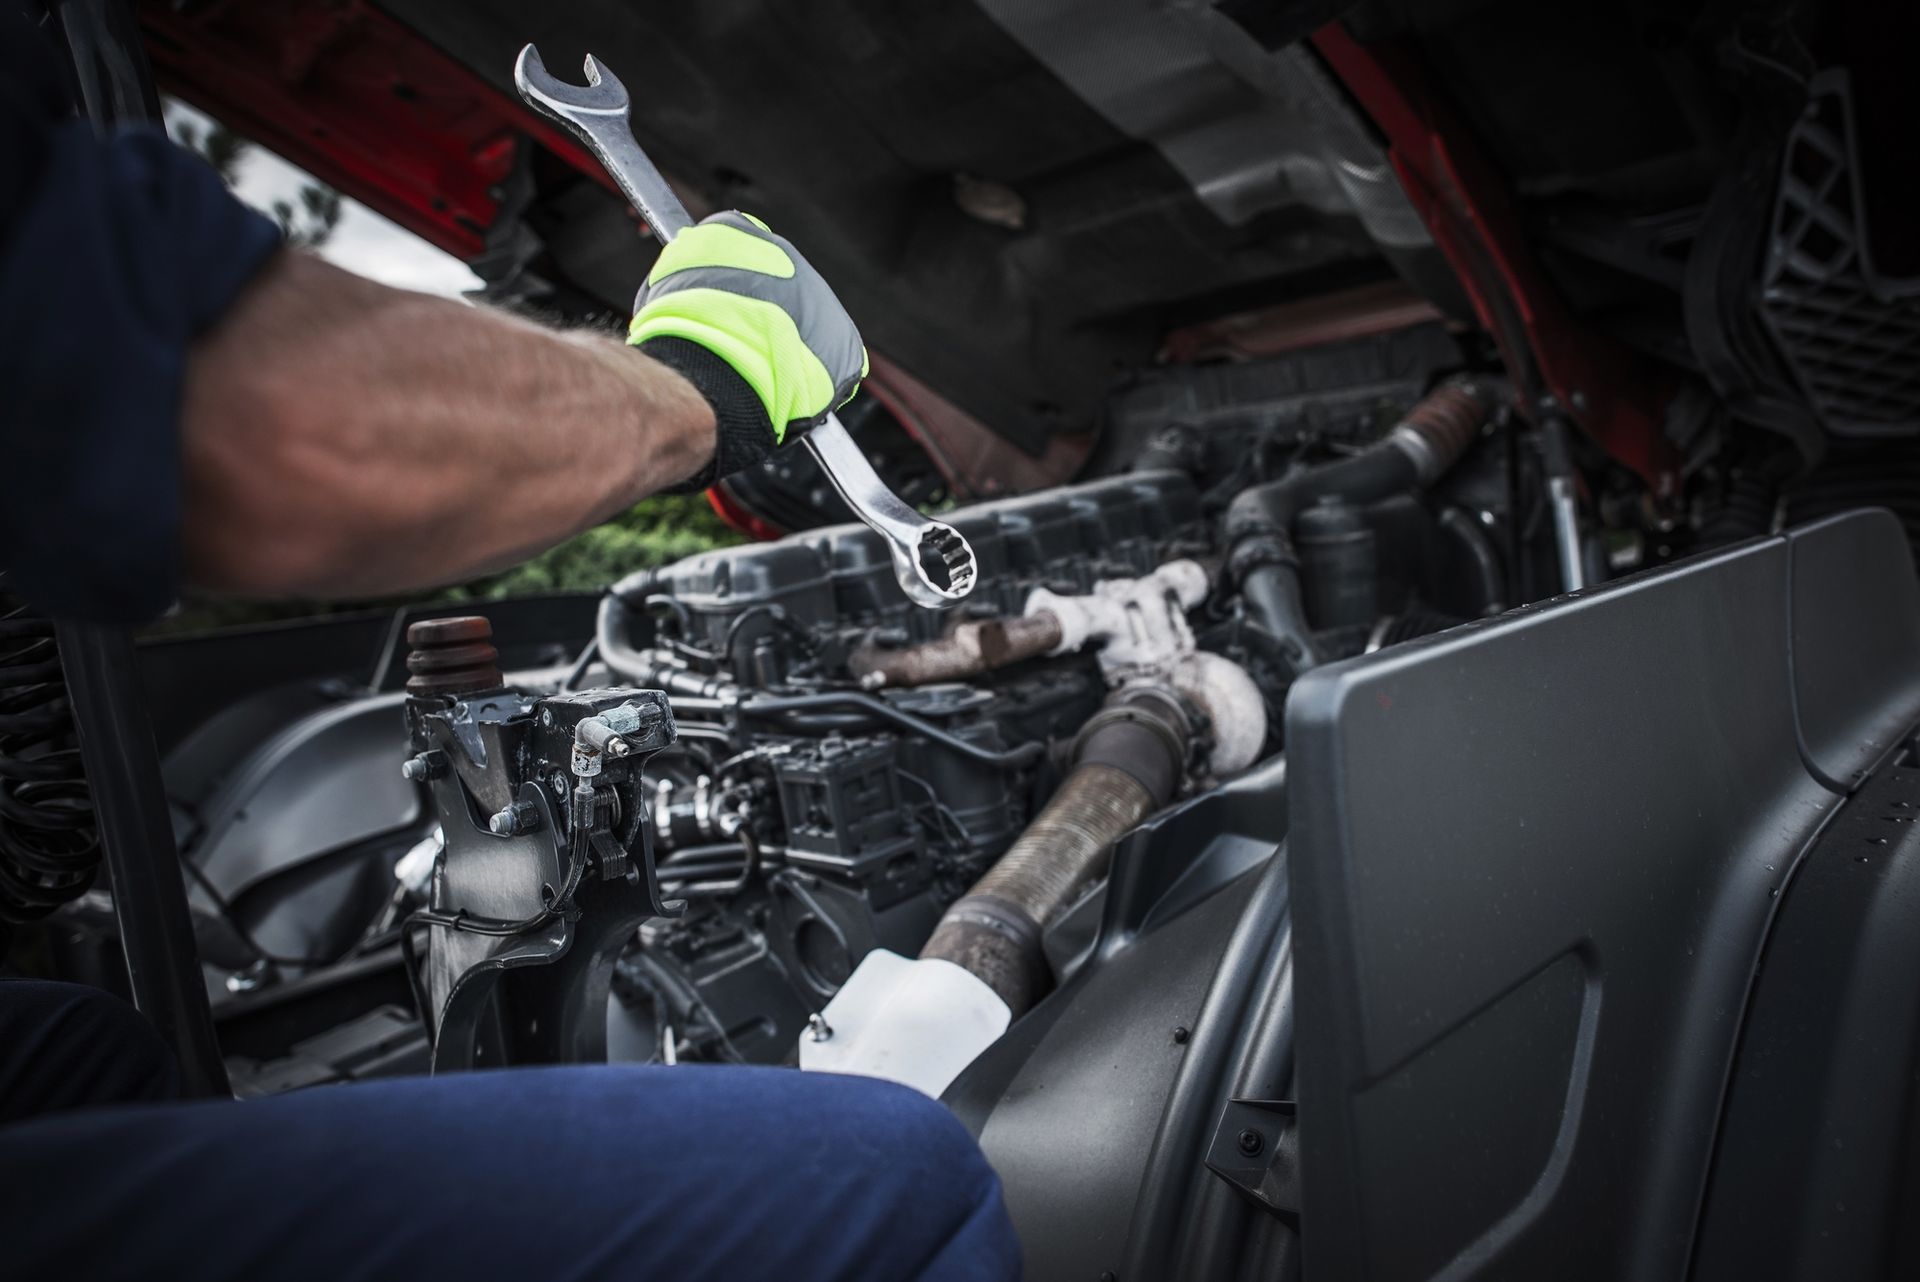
[629, 211, 867, 491]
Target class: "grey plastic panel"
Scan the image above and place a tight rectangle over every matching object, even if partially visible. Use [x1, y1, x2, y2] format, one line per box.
[189, 693, 421, 902]
[1786, 508, 1920, 789]
[1693, 752, 1920, 1282]
[1284, 516, 1918, 1281]
[969, 882, 1248, 1280]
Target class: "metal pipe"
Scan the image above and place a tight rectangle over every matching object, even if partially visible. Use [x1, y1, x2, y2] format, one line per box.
[921, 685, 1191, 1013]
[57, 626, 230, 1096]
[849, 612, 1065, 689]
[1540, 416, 1587, 591]
[50, 0, 162, 129]
[969, 765, 1154, 927]
[50, 0, 230, 1098]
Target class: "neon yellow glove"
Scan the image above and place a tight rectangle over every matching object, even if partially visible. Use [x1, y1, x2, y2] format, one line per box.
[630, 212, 867, 490]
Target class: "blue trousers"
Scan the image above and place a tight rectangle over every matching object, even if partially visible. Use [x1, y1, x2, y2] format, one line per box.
[0, 982, 1020, 1281]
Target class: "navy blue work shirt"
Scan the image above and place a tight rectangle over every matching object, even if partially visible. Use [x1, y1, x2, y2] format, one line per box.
[2, 6, 283, 623]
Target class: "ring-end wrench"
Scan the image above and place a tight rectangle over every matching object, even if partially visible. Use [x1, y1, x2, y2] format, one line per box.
[513, 45, 979, 610]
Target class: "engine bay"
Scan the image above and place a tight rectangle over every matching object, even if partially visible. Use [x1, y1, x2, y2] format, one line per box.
[136, 323, 1555, 1088]
[11, 1, 1920, 1275]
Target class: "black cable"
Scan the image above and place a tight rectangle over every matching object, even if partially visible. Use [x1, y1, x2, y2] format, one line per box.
[629, 948, 746, 1064]
[719, 603, 819, 662]
[659, 842, 749, 869]
[629, 593, 721, 666]
[365, 608, 409, 692]
[398, 918, 436, 1050]
[740, 693, 1046, 769]
[895, 766, 974, 848]
[407, 784, 594, 938]
[560, 638, 600, 691]
[659, 832, 759, 900]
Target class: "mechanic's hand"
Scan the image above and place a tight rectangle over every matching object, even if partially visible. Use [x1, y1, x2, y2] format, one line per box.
[629, 211, 866, 491]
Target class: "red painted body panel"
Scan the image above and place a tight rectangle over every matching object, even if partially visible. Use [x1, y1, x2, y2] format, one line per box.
[139, 0, 618, 259]
[1312, 23, 1680, 497]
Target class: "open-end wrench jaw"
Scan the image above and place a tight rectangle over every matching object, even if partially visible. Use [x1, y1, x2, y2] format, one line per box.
[513, 47, 630, 119]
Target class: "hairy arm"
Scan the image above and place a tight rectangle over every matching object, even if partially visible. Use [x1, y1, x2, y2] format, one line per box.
[180, 251, 716, 599]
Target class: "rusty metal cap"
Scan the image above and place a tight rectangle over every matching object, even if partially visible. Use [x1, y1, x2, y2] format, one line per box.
[405, 615, 503, 697]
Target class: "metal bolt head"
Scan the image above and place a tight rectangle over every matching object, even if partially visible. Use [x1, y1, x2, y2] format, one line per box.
[489, 800, 542, 837]
[225, 959, 272, 995]
[1172, 1025, 1190, 1045]
[401, 752, 445, 782]
[1237, 1128, 1264, 1157]
[807, 1012, 834, 1043]
[606, 736, 630, 758]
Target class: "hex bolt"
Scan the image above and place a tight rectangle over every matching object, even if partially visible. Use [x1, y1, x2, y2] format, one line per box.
[488, 800, 542, 837]
[401, 751, 446, 782]
[1237, 1128, 1264, 1157]
[224, 958, 272, 995]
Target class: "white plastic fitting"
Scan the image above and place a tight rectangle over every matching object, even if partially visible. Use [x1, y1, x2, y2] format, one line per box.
[1024, 559, 1266, 772]
[1027, 559, 1210, 674]
[798, 948, 1012, 1097]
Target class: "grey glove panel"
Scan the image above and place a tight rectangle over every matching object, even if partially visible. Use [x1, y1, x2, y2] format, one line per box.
[633, 211, 864, 423]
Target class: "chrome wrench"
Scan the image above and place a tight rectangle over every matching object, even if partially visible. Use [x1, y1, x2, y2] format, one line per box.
[513, 46, 977, 609]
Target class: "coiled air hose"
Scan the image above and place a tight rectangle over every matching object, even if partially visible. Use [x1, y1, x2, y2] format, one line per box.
[0, 576, 101, 926]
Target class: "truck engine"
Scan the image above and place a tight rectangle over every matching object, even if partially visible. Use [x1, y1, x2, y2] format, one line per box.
[367, 331, 1520, 1079]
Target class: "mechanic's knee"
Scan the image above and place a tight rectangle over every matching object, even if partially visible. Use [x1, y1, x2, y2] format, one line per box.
[0, 980, 181, 1124]
[802, 1073, 1006, 1217]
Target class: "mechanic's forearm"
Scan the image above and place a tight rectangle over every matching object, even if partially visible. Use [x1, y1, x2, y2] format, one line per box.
[180, 251, 716, 598]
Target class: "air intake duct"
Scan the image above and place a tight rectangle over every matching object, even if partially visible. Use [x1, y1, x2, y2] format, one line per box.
[1222, 380, 1492, 673]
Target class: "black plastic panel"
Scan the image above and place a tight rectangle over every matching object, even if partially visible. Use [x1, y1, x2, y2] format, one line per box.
[945, 756, 1290, 1280]
[1693, 752, 1920, 1282]
[1286, 512, 1920, 1281]
[964, 881, 1251, 1280]
[1787, 509, 1920, 789]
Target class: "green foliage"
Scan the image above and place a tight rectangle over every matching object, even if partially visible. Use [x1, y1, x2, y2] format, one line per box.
[270, 183, 344, 250]
[173, 115, 342, 249]
[155, 494, 742, 636]
[173, 117, 245, 184]
[441, 493, 742, 601]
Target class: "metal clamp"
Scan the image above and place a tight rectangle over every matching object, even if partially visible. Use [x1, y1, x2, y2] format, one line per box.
[513, 46, 977, 609]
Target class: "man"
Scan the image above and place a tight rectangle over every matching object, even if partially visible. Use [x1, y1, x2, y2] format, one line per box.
[0, 8, 1020, 1280]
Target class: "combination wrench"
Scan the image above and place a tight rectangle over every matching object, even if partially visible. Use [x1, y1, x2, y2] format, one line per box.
[513, 46, 977, 609]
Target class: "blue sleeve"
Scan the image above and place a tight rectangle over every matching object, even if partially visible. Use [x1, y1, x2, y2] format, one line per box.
[1, 26, 283, 623]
